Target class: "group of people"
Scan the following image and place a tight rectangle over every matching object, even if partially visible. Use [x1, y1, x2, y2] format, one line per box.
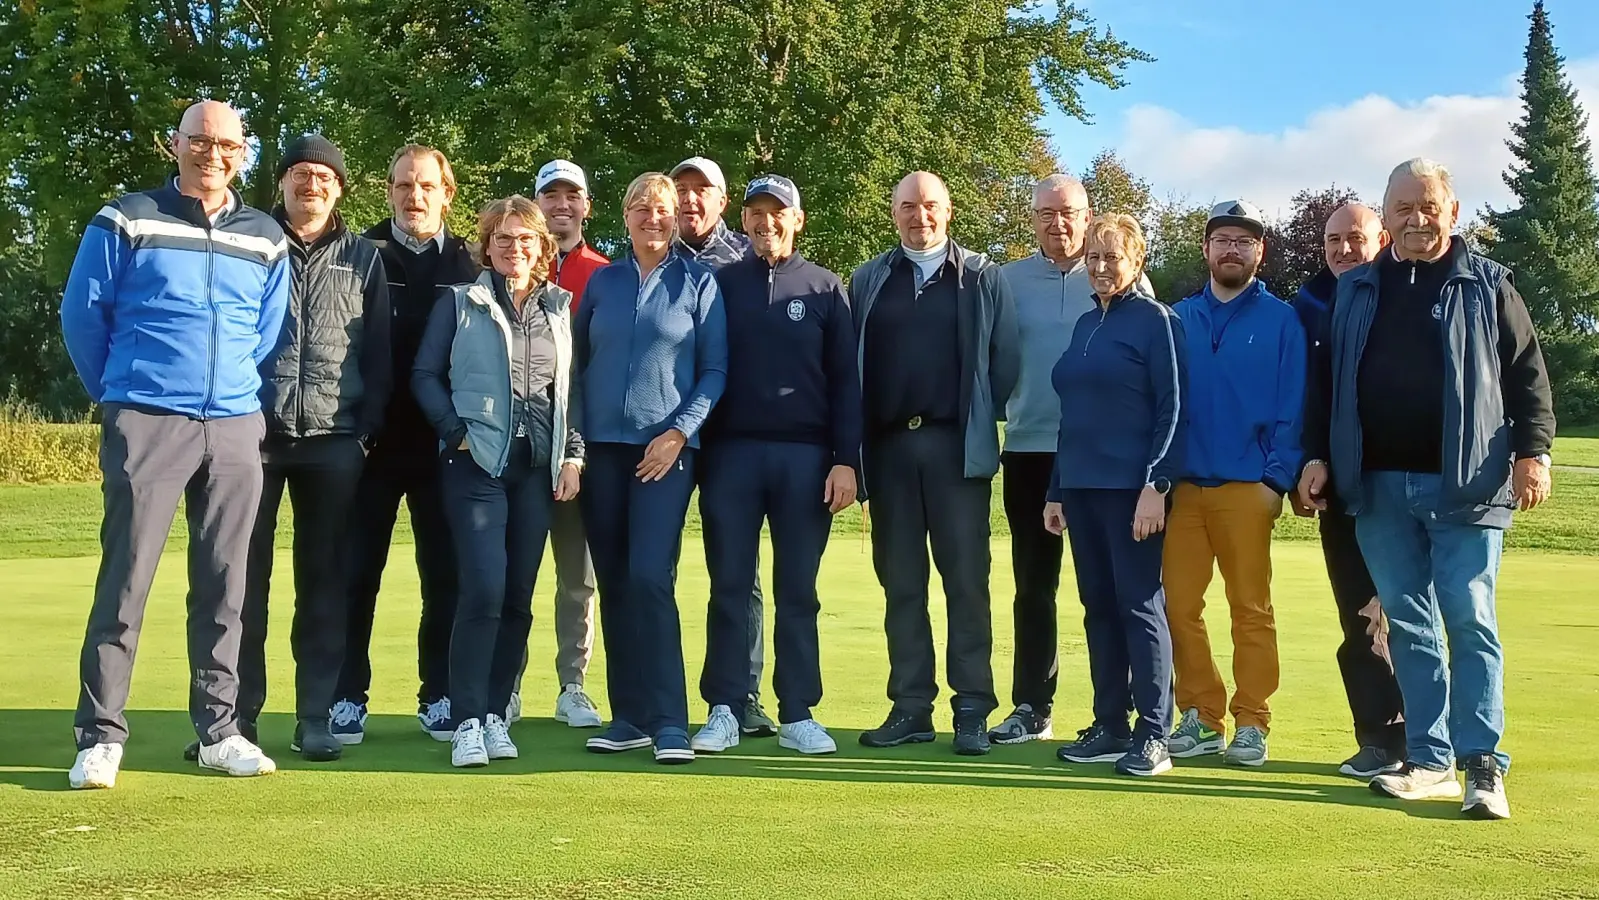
[58, 99, 1555, 824]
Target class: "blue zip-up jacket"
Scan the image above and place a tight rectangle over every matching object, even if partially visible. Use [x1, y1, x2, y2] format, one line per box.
[574, 250, 728, 448]
[60, 179, 290, 418]
[1047, 289, 1186, 499]
[709, 252, 862, 468]
[1172, 279, 1305, 493]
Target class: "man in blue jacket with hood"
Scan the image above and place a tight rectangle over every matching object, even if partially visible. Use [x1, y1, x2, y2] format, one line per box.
[60, 100, 290, 789]
[1165, 200, 1305, 770]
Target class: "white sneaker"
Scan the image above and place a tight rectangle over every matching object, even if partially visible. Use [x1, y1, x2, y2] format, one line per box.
[419, 697, 453, 742]
[197, 735, 277, 777]
[554, 683, 603, 728]
[69, 743, 124, 789]
[1462, 755, 1511, 820]
[690, 704, 741, 753]
[505, 692, 522, 724]
[451, 719, 489, 768]
[778, 719, 837, 755]
[484, 714, 518, 760]
[1370, 762, 1462, 800]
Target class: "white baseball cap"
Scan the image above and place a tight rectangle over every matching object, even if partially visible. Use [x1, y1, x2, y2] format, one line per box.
[535, 159, 588, 194]
[670, 156, 728, 192]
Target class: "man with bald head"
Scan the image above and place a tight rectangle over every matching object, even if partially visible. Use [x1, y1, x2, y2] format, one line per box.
[1291, 202, 1408, 779]
[1299, 159, 1555, 820]
[61, 100, 290, 788]
[851, 171, 1019, 755]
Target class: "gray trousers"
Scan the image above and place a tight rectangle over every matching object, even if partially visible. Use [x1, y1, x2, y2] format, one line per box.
[514, 496, 597, 692]
[75, 404, 265, 749]
[866, 425, 997, 718]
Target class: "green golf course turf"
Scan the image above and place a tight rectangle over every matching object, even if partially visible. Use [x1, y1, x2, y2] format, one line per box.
[3, 522, 1597, 898]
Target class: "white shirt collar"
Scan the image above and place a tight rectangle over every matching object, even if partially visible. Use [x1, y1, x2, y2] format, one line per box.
[392, 220, 448, 253]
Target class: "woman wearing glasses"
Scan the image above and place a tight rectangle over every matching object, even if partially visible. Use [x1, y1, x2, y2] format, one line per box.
[1043, 213, 1187, 777]
[573, 172, 727, 764]
[413, 195, 584, 768]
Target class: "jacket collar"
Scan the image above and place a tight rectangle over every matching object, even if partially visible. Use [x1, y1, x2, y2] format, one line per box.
[272, 207, 348, 250]
[469, 269, 570, 316]
[752, 250, 807, 274]
[675, 220, 733, 256]
[1033, 249, 1083, 275]
[1366, 235, 1476, 286]
[1201, 277, 1265, 309]
[1300, 267, 1337, 305]
[160, 175, 241, 228]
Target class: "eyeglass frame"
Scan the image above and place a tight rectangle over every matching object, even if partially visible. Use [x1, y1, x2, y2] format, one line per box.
[182, 133, 247, 157]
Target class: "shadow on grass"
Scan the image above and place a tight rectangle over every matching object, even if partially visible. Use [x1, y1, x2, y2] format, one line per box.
[0, 708, 1459, 819]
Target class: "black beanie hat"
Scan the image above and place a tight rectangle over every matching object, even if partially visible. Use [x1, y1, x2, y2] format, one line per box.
[277, 134, 347, 187]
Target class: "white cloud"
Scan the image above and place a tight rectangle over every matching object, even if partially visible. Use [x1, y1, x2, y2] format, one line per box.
[1066, 57, 1599, 220]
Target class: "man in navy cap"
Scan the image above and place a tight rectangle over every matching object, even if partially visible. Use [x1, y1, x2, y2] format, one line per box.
[689, 174, 861, 756]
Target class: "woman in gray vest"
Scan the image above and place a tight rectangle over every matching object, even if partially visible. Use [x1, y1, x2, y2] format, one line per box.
[412, 196, 584, 768]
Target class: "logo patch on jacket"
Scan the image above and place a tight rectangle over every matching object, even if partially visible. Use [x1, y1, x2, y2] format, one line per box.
[787, 298, 806, 322]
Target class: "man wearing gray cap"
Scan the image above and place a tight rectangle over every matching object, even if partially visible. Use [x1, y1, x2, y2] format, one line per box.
[670, 155, 773, 737]
[691, 175, 860, 756]
[1164, 199, 1304, 770]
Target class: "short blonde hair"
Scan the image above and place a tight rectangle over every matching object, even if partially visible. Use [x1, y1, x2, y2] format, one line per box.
[476, 195, 556, 283]
[1085, 213, 1147, 264]
[623, 172, 678, 214]
[387, 144, 458, 198]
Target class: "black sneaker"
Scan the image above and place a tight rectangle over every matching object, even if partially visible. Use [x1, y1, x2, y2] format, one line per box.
[1056, 724, 1133, 764]
[1461, 754, 1511, 820]
[952, 712, 991, 756]
[741, 693, 777, 737]
[290, 719, 343, 762]
[858, 709, 936, 748]
[1339, 745, 1404, 778]
[988, 704, 1053, 744]
[183, 718, 257, 761]
[1114, 735, 1173, 777]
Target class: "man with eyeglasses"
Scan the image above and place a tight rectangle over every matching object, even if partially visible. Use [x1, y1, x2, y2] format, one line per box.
[206, 135, 390, 764]
[62, 99, 290, 788]
[1290, 203, 1408, 780]
[990, 174, 1152, 746]
[333, 145, 480, 746]
[1163, 200, 1305, 769]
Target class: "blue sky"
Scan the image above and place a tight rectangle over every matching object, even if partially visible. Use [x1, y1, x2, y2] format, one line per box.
[1044, 0, 1599, 217]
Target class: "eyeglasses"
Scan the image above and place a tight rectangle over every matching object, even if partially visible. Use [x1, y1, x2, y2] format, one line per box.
[184, 134, 246, 157]
[289, 169, 337, 186]
[1209, 236, 1260, 251]
[1034, 207, 1088, 222]
[492, 233, 541, 249]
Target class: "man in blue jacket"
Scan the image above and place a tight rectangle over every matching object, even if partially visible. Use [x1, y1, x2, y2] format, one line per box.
[852, 171, 1020, 756]
[1165, 200, 1305, 769]
[60, 100, 290, 789]
[690, 175, 861, 757]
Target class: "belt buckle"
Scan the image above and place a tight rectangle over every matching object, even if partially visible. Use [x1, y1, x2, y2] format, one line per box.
[907, 415, 922, 431]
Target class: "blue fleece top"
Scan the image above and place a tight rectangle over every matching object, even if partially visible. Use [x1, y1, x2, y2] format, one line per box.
[708, 252, 862, 468]
[1048, 290, 1187, 498]
[573, 250, 728, 448]
[1172, 279, 1306, 492]
[60, 180, 290, 418]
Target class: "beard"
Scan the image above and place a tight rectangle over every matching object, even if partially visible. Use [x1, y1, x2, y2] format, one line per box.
[1210, 258, 1258, 289]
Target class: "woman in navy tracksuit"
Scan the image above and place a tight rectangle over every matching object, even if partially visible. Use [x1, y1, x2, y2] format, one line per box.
[1043, 213, 1187, 777]
[573, 172, 728, 764]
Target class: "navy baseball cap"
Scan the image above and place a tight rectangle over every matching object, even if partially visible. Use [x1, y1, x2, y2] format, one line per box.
[744, 174, 801, 210]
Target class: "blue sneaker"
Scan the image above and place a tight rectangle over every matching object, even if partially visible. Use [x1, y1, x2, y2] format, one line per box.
[653, 727, 694, 765]
[329, 699, 366, 746]
[585, 720, 652, 754]
[418, 697, 453, 742]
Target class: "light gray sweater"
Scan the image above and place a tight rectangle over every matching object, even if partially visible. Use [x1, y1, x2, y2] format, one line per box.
[1000, 251, 1153, 454]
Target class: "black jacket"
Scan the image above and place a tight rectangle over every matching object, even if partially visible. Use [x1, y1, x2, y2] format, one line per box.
[261, 210, 391, 440]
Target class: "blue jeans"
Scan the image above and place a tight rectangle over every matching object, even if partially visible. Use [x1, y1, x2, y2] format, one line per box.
[1354, 471, 1508, 771]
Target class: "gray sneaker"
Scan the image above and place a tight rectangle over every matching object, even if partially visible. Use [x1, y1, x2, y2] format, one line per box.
[1168, 708, 1224, 758]
[1224, 725, 1268, 767]
[1461, 755, 1510, 820]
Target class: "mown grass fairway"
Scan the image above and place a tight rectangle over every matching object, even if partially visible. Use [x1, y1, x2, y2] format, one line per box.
[2, 481, 1597, 899]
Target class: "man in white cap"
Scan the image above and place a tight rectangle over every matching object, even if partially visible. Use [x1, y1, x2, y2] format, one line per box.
[669, 155, 772, 737]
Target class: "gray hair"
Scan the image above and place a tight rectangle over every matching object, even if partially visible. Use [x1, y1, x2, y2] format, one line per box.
[1385, 157, 1455, 206]
[1032, 173, 1087, 207]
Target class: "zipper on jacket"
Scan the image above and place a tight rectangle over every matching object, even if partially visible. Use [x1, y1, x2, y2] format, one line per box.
[1082, 302, 1111, 355]
[294, 242, 307, 435]
[203, 225, 219, 417]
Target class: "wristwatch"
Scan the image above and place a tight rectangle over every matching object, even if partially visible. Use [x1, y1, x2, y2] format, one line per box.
[1148, 477, 1173, 496]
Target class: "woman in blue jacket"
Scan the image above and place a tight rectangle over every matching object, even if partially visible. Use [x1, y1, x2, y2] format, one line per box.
[1043, 213, 1187, 777]
[574, 172, 728, 764]
[412, 196, 584, 769]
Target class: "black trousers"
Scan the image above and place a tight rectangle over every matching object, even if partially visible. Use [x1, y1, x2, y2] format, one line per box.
[1319, 511, 1406, 754]
[867, 426, 997, 718]
[238, 434, 366, 724]
[337, 442, 459, 708]
[1000, 451, 1062, 710]
[440, 442, 553, 725]
[699, 440, 830, 724]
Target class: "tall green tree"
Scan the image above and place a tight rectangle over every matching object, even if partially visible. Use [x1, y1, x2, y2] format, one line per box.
[1081, 149, 1152, 225]
[1486, 0, 1599, 332]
